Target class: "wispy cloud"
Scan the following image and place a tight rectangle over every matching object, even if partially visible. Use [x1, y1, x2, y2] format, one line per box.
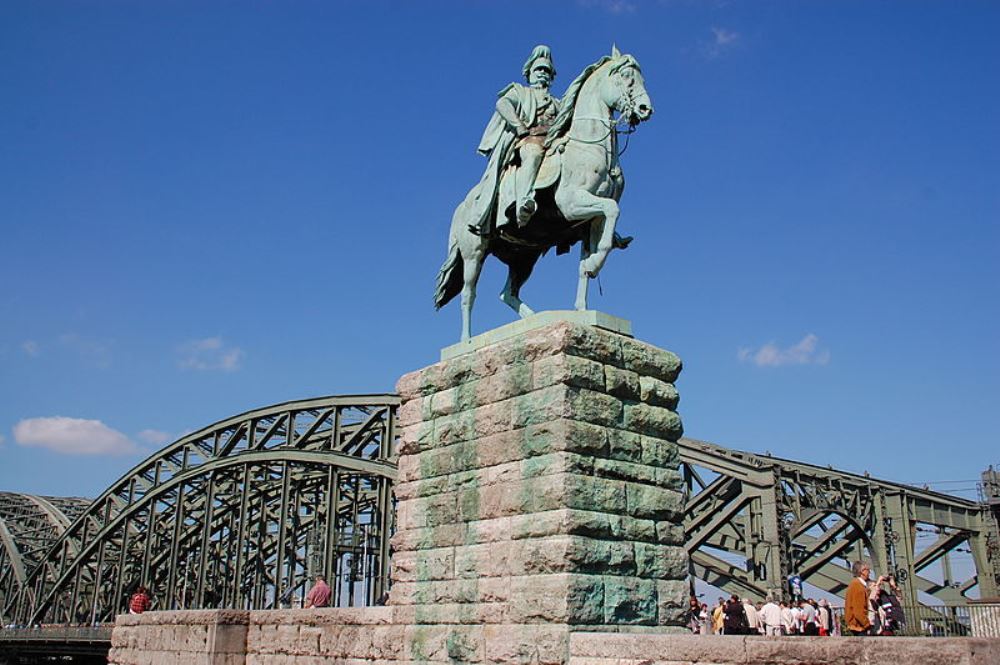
[738, 334, 830, 367]
[21, 340, 40, 357]
[702, 26, 740, 59]
[178, 336, 244, 372]
[578, 0, 637, 14]
[13, 417, 138, 456]
[59, 333, 112, 368]
[0, 434, 5, 445]
[137, 429, 172, 447]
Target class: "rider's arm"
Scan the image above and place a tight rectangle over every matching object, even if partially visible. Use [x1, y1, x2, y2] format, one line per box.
[496, 96, 528, 137]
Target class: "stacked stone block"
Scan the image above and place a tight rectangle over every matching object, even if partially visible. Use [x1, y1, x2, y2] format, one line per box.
[109, 609, 248, 665]
[390, 320, 689, 641]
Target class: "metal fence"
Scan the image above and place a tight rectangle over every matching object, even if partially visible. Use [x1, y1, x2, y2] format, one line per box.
[828, 603, 1000, 638]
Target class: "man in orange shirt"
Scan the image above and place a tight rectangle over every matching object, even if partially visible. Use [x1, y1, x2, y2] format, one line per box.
[845, 561, 872, 635]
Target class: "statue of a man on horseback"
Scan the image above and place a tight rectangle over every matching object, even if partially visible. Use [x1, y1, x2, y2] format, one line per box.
[464, 45, 561, 236]
[436, 45, 654, 342]
[477, 45, 560, 230]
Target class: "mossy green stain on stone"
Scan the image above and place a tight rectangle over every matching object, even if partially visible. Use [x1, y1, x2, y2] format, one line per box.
[603, 576, 658, 625]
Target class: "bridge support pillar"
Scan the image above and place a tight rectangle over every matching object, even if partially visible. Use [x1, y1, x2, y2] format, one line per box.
[390, 316, 689, 658]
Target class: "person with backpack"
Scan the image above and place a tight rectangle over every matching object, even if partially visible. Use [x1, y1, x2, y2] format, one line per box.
[876, 576, 906, 635]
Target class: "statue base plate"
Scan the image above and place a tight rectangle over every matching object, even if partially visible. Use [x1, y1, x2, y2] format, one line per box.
[441, 310, 632, 361]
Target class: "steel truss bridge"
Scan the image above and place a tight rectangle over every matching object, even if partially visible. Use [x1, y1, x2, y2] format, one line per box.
[2, 395, 997, 627]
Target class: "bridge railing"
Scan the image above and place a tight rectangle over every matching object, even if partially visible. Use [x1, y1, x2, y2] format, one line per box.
[827, 603, 1000, 637]
[0, 624, 112, 643]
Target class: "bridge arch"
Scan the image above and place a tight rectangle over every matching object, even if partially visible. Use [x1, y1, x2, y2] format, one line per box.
[6, 395, 399, 625]
[0, 493, 90, 615]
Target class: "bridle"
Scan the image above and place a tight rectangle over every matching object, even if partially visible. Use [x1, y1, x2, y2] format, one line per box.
[566, 61, 642, 155]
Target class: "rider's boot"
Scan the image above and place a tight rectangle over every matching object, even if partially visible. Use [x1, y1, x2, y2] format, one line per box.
[612, 232, 633, 249]
[516, 197, 537, 227]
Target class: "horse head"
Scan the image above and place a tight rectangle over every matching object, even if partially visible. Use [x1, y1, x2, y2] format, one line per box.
[603, 45, 653, 125]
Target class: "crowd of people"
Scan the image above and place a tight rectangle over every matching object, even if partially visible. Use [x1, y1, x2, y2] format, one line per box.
[688, 595, 837, 636]
[687, 561, 906, 637]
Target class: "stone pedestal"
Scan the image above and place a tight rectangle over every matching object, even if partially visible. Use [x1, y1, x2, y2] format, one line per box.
[390, 318, 688, 661]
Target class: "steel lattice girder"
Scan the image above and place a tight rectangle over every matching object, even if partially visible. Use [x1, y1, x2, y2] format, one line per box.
[5, 395, 398, 626]
[0, 493, 89, 615]
[679, 437, 999, 606]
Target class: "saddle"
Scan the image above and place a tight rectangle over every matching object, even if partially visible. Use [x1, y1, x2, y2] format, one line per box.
[495, 141, 566, 229]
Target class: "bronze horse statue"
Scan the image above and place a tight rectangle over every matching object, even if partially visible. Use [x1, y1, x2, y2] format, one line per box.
[435, 47, 653, 341]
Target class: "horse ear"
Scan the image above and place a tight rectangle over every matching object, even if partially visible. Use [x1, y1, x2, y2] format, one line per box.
[611, 44, 621, 58]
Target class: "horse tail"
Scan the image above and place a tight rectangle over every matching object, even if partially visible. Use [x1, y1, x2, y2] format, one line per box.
[434, 232, 463, 310]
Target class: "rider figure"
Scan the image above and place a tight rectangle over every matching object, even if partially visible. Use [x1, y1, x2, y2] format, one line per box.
[478, 45, 559, 227]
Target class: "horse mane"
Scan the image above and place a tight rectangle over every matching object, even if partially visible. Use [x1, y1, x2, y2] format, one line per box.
[544, 55, 612, 148]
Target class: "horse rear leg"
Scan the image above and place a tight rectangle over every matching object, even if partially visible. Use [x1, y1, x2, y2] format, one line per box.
[499, 256, 539, 319]
[461, 251, 485, 341]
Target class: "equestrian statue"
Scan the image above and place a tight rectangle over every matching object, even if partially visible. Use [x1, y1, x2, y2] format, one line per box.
[434, 45, 654, 341]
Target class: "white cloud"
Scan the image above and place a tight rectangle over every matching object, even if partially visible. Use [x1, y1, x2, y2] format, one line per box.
[21, 340, 40, 357]
[13, 417, 138, 456]
[738, 334, 830, 368]
[137, 429, 172, 446]
[702, 26, 740, 59]
[177, 336, 244, 372]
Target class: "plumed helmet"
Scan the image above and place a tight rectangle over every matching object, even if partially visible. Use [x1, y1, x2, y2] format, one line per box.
[522, 44, 556, 79]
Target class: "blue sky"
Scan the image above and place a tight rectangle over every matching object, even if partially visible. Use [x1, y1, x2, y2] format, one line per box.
[1, 1, 997, 504]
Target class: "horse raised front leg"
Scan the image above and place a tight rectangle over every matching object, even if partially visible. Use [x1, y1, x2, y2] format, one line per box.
[557, 190, 619, 310]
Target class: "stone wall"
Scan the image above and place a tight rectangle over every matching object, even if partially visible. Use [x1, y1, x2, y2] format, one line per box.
[568, 632, 1000, 665]
[246, 607, 397, 664]
[108, 609, 1000, 665]
[109, 609, 248, 665]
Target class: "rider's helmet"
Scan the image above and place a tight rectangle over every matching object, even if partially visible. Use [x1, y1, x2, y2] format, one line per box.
[522, 45, 556, 80]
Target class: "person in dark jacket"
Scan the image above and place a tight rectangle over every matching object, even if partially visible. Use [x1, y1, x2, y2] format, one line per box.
[723, 594, 749, 635]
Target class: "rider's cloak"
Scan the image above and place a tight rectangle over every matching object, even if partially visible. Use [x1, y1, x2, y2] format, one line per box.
[463, 83, 559, 235]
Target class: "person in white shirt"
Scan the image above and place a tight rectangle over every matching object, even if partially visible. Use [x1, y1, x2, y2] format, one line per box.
[800, 599, 819, 635]
[817, 599, 832, 636]
[789, 603, 803, 634]
[759, 599, 783, 636]
[742, 598, 760, 634]
[780, 601, 793, 635]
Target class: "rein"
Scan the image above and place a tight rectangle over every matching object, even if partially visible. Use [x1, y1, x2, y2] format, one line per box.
[564, 67, 640, 158]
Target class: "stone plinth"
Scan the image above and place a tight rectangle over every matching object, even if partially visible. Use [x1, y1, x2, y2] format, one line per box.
[391, 319, 688, 641]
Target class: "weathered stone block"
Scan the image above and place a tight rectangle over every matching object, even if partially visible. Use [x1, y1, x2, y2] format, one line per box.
[634, 542, 687, 579]
[509, 573, 605, 624]
[390, 546, 455, 582]
[655, 579, 689, 625]
[484, 624, 570, 665]
[619, 337, 682, 383]
[625, 484, 683, 521]
[604, 365, 640, 400]
[603, 576, 658, 625]
[622, 402, 683, 440]
[640, 434, 678, 468]
[533, 353, 607, 393]
[638, 375, 679, 409]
